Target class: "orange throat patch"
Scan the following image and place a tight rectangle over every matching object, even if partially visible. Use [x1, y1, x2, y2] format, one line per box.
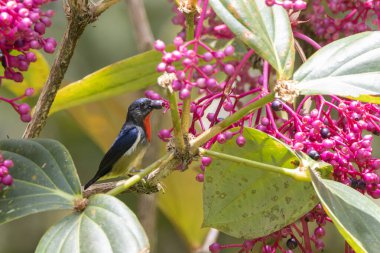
[143, 113, 152, 142]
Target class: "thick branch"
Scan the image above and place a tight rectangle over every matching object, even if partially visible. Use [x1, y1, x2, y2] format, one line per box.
[23, 0, 119, 138]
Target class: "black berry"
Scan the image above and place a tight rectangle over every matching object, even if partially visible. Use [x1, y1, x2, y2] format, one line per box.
[320, 127, 330, 138]
[308, 150, 320, 160]
[271, 99, 283, 111]
[286, 237, 298, 249]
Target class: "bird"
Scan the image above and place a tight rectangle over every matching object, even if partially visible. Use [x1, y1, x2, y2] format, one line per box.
[84, 98, 163, 189]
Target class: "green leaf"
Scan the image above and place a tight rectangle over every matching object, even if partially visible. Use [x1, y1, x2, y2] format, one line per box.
[203, 128, 318, 238]
[49, 49, 166, 114]
[309, 168, 380, 253]
[158, 169, 209, 248]
[294, 32, 380, 104]
[2, 50, 49, 96]
[0, 139, 81, 224]
[36, 194, 149, 253]
[209, 0, 295, 78]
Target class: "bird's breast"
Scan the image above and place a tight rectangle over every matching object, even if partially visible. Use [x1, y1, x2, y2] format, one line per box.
[112, 132, 148, 176]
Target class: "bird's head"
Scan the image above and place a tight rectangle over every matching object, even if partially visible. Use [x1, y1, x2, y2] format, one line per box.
[126, 98, 163, 125]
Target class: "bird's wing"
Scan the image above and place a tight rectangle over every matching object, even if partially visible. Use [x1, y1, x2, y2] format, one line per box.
[84, 126, 139, 189]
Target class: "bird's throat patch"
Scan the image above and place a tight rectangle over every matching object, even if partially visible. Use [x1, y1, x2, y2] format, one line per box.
[144, 113, 152, 142]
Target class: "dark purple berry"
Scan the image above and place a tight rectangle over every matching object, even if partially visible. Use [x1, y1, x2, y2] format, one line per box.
[271, 99, 283, 111]
[320, 128, 330, 138]
[314, 226, 326, 238]
[308, 150, 320, 160]
[286, 237, 298, 249]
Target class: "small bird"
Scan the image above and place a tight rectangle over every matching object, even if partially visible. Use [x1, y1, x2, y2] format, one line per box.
[84, 98, 163, 189]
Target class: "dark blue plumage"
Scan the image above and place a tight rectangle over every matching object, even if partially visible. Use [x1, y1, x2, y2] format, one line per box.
[84, 98, 163, 189]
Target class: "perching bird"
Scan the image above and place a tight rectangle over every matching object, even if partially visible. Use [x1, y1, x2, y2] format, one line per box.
[84, 98, 163, 189]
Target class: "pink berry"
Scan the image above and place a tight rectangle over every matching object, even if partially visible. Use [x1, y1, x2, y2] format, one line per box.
[20, 113, 32, 122]
[154, 40, 165, 51]
[156, 62, 167, 72]
[314, 226, 326, 238]
[223, 101, 234, 111]
[18, 103, 31, 114]
[25, 88, 35, 96]
[209, 243, 221, 253]
[236, 135, 246, 147]
[217, 133, 227, 144]
[3, 160, 14, 168]
[2, 174, 13, 186]
[224, 45, 235, 56]
[201, 157, 212, 166]
[179, 88, 190, 100]
[196, 173, 204, 182]
[224, 64, 235, 75]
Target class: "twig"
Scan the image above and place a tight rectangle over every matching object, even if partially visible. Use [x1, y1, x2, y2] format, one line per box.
[83, 180, 159, 198]
[126, 0, 154, 52]
[22, 0, 119, 138]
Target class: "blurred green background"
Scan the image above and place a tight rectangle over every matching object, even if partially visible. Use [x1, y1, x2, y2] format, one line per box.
[0, 0, 371, 252]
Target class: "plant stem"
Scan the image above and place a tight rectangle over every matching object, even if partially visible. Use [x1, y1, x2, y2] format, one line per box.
[22, 0, 117, 138]
[200, 148, 310, 182]
[190, 93, 275, 151]
[168, 91, 186, 152]
[293, 32, 321, 50]
[181, 11, 196, 138]
[301, 218, 313, 253]
[107, 153, 173, 196]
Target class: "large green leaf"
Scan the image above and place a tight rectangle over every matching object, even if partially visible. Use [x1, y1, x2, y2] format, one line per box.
[309, 168, 380, 253]
[49, 49, 165, 114]
[2, 50, 50, 96]
[209, 0, 295, 78]
[294, 32, 380, 104]
[203, 127, 318, 238]
[0, 139, 81, 224]
[36, 194, 149, 253]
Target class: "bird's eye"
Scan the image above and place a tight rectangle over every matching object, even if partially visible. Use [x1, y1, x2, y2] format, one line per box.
[140, 103, 148, 110]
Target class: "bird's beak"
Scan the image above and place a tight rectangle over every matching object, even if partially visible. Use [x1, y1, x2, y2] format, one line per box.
[151, 100, 164, 109]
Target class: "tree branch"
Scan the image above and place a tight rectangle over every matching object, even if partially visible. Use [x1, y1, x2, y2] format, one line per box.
[22, 0, 119, 138]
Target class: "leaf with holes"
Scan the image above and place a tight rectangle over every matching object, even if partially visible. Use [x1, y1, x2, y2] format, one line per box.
[209, 0, 295, 78]
[203, 128, 321, 238]
[309, 168, 380, 253]
[294, 32, 380, 104]
[0, 139, 81, 224]
[36, 194, 149, 253]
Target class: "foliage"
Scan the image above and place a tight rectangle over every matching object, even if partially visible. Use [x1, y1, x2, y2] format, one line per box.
[1, 0, 380, 252]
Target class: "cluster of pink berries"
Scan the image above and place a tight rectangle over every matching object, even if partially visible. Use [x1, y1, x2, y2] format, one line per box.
[0, 0, 55, 122]
[268, 96, 380, 199]
[265, 0, 307, 11]
[0, 87, 34, 122]
[153, 38, 260, 147]
[208, 208, 328, 253]
[0, 0, 57, 83]
[155, 1, 380, 252]
[305, 0, 379, 42]
[0, 153, 14, 190]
